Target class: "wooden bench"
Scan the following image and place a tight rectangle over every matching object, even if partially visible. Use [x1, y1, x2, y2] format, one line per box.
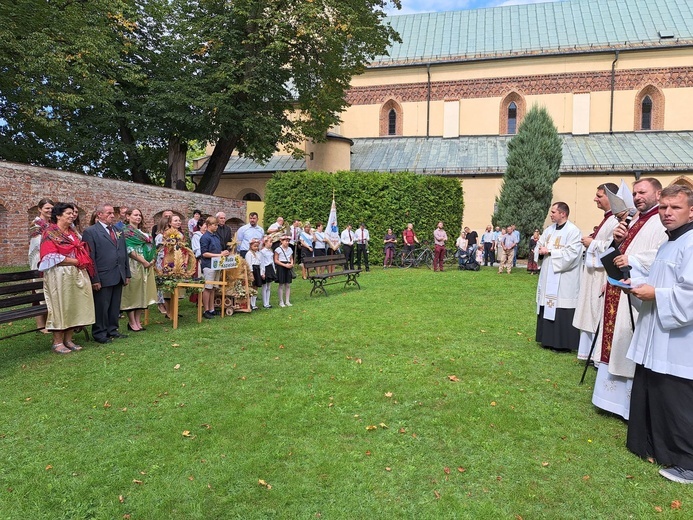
[0, 270, 49, 341]
[0, 269, 91, 342]
[302, 254, 362, 296]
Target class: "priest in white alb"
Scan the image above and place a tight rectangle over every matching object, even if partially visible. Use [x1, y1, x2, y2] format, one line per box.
[535, 202, 584, 351]
[591, 178, 666, 420]
[573, 183, 619, 360]
[625, 183, 693, 484]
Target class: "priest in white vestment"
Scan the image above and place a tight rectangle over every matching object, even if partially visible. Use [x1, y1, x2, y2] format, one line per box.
[591, 178, 667, 420]
[535, 202, 584, 351]
[573, 183, 619, 360]
[625, 184, 693, 484]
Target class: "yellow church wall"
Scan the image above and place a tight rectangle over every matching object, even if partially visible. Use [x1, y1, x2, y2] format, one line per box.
[459, 173, 692, 238]
[662, 88, 693, 130]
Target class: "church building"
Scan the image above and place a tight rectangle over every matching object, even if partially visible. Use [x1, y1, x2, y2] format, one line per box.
[192, 0, 693, 233]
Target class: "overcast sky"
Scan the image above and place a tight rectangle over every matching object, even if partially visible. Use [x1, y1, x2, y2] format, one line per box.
[385, 0, 563, 16]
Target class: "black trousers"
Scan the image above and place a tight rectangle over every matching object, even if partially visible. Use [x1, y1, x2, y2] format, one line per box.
[342, 244, 354, 269]
[356, 243, 369, 270]
[627, 364, 693, 469]
[93, 283, 123, 341]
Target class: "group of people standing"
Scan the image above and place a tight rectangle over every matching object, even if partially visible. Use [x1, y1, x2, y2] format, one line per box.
[532, 179, 693, 484]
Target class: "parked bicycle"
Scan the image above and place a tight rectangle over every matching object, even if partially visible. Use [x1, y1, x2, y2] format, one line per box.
[395, 241, 434, 269]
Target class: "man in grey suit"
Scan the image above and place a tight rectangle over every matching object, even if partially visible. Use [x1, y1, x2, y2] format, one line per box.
[83, 204, 131, 344]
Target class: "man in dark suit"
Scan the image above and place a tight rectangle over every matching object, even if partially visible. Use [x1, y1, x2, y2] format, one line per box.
[83, 204, 131, 344]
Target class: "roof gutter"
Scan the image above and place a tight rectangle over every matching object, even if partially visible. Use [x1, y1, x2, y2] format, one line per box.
[609, 50, 619, 134]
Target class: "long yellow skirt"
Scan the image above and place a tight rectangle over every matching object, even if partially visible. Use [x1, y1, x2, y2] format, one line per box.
[43, 266, 95, 331]
[121, 259, 158, 311]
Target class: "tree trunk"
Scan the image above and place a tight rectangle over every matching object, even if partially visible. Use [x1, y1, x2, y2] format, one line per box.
[165, 134, 188, 191]
[118, 122, 152, 185]
[195, 135, 237, 195]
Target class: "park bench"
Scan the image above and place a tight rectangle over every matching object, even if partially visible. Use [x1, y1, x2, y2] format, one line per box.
[0, 269, 89, 342]
[302, 254, 362, 297]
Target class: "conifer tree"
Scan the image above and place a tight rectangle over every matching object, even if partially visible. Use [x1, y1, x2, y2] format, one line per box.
[494, 105, 562, 255]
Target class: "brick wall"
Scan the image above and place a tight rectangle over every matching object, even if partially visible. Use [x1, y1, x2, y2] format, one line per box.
[0, 161, 246, 266]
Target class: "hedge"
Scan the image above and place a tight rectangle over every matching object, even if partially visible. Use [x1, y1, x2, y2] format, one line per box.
[263, 170, 464, 264]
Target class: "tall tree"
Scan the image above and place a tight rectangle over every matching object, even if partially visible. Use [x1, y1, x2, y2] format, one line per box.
[494, 105, 562, 252]
[0, 0, 143, 174]
[191, 0, 401, 194]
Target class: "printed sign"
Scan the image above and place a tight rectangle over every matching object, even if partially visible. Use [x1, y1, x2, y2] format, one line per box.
[210, 256, 237, 270]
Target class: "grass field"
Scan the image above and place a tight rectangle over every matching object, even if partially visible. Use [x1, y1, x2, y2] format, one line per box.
[1, 266, 691, 519]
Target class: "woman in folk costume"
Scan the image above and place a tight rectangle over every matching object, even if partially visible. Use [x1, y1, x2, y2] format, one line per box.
[39, 202, 95, 354]
[29, 198, 54, 333]
[120, 208, 158, 332]
[534, 202, 584, 352]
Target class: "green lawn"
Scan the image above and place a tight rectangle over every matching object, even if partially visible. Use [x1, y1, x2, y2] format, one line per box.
[1, 266, 691, 519]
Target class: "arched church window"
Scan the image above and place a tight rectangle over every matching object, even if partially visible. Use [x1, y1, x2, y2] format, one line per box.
[641, 96, 652, 130]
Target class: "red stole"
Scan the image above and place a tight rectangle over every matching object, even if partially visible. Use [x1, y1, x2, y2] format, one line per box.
[591, 211, 612, 238]
[600, 206, 659, 363]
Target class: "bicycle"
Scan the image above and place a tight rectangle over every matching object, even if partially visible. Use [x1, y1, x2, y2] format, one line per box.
[396, 242, 434, 269]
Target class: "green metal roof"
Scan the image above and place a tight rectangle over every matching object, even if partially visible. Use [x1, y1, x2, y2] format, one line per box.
[375, 0, 693, 66]
[350, 132, 693, 175]
[203, 132, 693, 176]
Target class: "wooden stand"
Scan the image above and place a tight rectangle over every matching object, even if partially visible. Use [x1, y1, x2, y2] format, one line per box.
[170, 279, 228, 330]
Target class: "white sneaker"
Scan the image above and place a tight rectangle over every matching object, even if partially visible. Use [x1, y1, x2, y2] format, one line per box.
[659, 466, 693, 484]
[279, 302, 286, 308]
[285, 302, 292, 307]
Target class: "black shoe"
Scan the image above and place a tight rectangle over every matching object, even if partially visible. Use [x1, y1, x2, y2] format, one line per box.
[94, 337, 112, 344]
[109, 332, 129, 339]
[203, 311, 215, 319]
[127, 324, 144, 332]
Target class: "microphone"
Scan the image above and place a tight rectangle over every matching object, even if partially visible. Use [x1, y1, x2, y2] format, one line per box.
[620, 208, 637, 277]
[623, 207, 637, 227]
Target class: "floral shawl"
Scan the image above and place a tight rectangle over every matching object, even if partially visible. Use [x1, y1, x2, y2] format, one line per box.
[40, 224, 95, 277]
[124, 224, 156, 262]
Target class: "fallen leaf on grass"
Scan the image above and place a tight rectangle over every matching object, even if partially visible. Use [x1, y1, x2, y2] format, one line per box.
[458, 467, 466, 472]
[654, 506, 663, 512]
[171, 343, 179, 347]
[582, 475, 590, 481]
[366, 425, 377, 431]
[385, 467, 391, 472]
[45, 465, 53, 471]
[399, 428, 406, 434]
[123, 515, 131, 519]
[104, 401, 111, 409]
[444, 467, 451, 474]
[671, 500, 681, 510]
[182, 430, 192, 437]
[365, 450, 372, 456]
[447, 375, 460, 382]
[174, 364, 180, 370]
[258, 479, 272, 490]
[379, 423, 388, 429]
[434, 490, 441, 499]
[541, 462, 549, 467]
[119, 495, 124, 503]
[355, 358, 362, 364]
[201, 424, 211, 429]
[490, 401, 497, 406]
[188, 475, 194, 481]
[480, 329, 487, 333]
[132, 479, 143, 485]
[384, 392, 393, 398]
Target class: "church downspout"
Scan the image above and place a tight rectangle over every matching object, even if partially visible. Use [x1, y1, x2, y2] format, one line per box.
[426, 63, 431, 139]
[609, 50, 619, 134]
